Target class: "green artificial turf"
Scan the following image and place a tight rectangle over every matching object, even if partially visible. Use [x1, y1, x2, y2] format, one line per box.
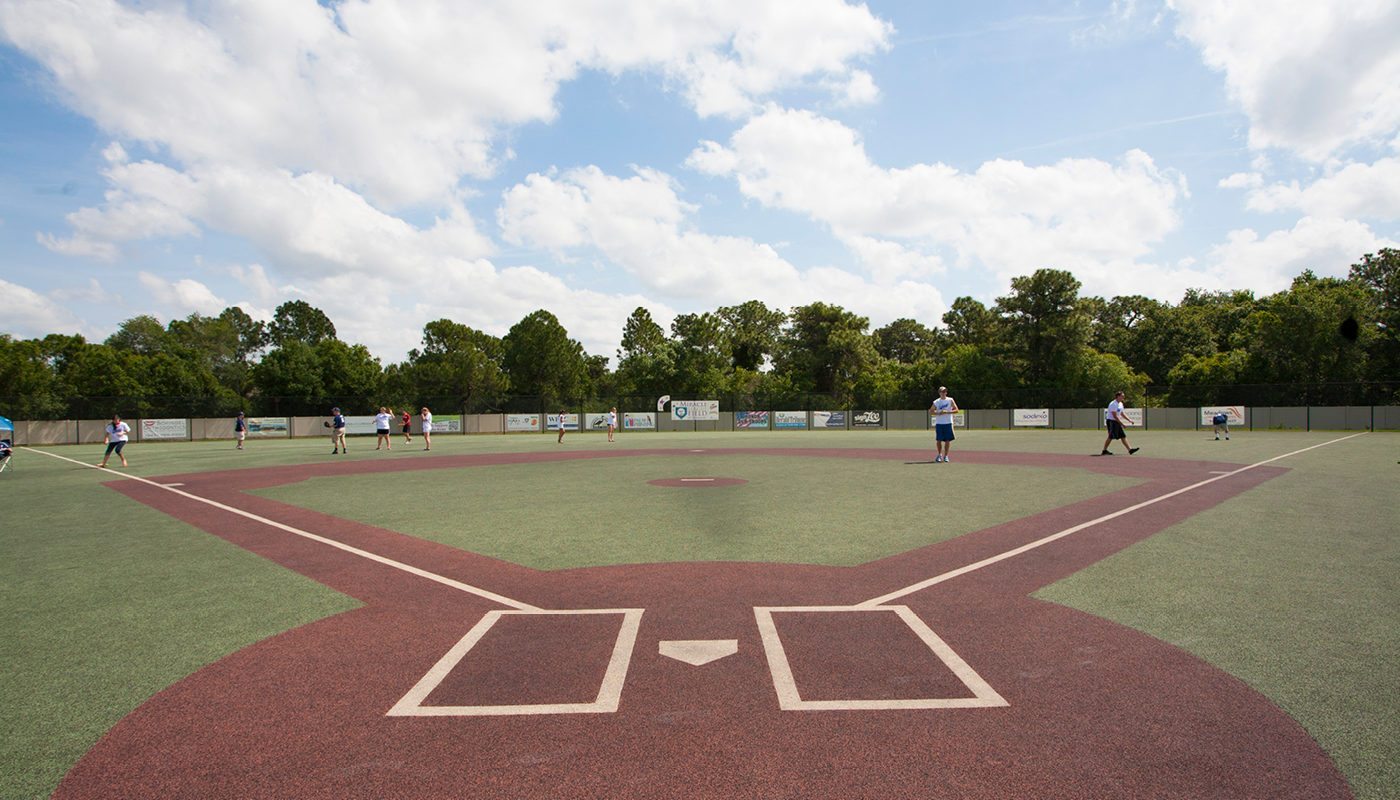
[253, 454, 1139, 568]
[1035, 432, 1400, 800]
[0, 450, 358, 800]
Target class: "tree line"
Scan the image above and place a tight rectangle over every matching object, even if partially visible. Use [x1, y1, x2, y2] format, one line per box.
[3, 250, 1396, 419]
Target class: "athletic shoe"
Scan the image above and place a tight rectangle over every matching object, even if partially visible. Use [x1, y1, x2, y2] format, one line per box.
[1129, 447, 1140, 454]
[943, 455, 951, 462]
[1215, 436, 1219, 440]
[1100, 449, 1112, 455]
[331, 449, 338, 454]
[1225, 436, 1230, 440]
[935, 455, 942, 463]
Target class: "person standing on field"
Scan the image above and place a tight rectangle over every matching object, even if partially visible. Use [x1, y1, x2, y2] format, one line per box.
[607, 407, 618, 442]
[375, 407, 394, 451]
[557, 410, 567, 443]
[1101, 391, 1139, 455]
[929, 386, 959, 463]
[401, 408, 413, 444]
[330, 407, 347, 454]
[99, 414, 130, 468]
[234, 411, 247, 450]
[420, 407, 433, 451]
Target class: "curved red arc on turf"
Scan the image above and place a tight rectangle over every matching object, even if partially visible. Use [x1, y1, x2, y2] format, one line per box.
[54, 448, 1353, 799]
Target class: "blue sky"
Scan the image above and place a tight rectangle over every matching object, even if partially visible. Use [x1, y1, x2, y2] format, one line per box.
[2, 0, 1397, 362]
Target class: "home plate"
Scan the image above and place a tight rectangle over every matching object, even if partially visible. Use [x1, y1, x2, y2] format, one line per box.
[659, 640, 738, 666]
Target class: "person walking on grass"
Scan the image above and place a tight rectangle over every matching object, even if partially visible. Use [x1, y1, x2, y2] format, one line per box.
[401, 408, 413, 444]
[375, 406, 394, 451]
[929, 386, 959, 463]
[1101, 391, 1139, 455]
[234, 411, 247, 450]
[421, 407, 433, 451]
[607, 406, 618, 442]
[330, 407, 347, 454]
[98, 414, 130, 468]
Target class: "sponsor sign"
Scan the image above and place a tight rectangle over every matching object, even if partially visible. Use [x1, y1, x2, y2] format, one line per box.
[585, 413, 612, 431]
[547, 413, 580, 431]
[672, 400, 719, 421]
[929, 411, 967, 428]
[428, 416, 462, 433]
[1201, 405, 1245, 425]
[657, 395, 671, 412]
[623, 412, 656, 430]
[1118, 408, 1144, 427]
[1013, 408, 1050, 427]
[774, 410, 807, 429]
[140, 418, 188, 440]
[735, 410, 770, 429]
[506, 414, 540, 432]
[343, 416, 380, 435]
[852, 410, 884, 428]
[246, 417, 288, 436]
[812, 411, 846, 429]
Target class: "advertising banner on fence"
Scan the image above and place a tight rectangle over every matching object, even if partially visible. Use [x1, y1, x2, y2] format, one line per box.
[672, 400, 719, 421]
[812, 411, 846, 429]
[774, 411, 807, 429]
[247, 417, 288, 436]
[140, 418, 188, 440]
[506, 414, 540, 432]
[547, 413, 580, 431]
[852, 410, 884, 428]
[342, 416, 380, 435]
[1118, 408, 1144, 426]
[929, 411, 967, 428]
[585, 413, 611, 431]
[735, 410, 770, 429]
[1013, 408, 1050, 427]
[1201, 406, 1245, 425]
[623, 412, 655, 430]
[429, 416, 462, 433]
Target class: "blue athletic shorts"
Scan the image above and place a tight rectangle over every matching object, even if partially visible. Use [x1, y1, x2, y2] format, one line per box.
[935, 422, 955, 442]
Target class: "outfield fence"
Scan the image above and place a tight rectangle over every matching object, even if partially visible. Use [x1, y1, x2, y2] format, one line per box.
[5, 405, 1397, 445]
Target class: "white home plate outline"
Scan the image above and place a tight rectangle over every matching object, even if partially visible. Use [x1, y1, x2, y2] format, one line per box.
[387, 608, 644, 717]
[754, 605, 1008, 711]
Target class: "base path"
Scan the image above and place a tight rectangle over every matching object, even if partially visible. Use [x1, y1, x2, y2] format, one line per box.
[52, 447, 1352, 799]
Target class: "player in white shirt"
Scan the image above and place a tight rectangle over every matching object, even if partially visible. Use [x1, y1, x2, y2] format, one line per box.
[1100, 391, 1139, 455]
[420, 407, 433, 451]
[375, 407, 394, 450]
[99, 414, 131, 468]
[929, 387, 959, 463]
[607, 407, 617, 442]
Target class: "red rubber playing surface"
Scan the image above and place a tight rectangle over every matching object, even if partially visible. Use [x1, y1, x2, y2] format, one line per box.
[54, 448, 1351, 799]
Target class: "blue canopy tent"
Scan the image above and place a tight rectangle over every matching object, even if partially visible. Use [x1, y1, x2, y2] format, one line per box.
[0, 415, 12, 473]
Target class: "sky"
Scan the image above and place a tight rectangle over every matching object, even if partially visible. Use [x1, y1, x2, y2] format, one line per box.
[1, 0, 1398, 364]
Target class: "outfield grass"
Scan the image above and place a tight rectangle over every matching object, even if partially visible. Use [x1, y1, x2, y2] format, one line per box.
[1, 450, 359, 800]
[1036, 431, 1399, 800]
[5, 429, 1396, 799]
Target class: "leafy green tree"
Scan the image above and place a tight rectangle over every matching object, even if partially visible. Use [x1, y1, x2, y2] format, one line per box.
[268, 300, 336, 347]
[251, 341, 326, 406]
[317, 339, 383, 403]
[1178, 288, 1256, 352]
[669, 312, 729, 397]
[1167, 350, 1248, 406]
[105, 315, 169, 355]
[773, 302, 877, 403]
[1064, 350, 1149, 407]
[1119, 304, 1215, 386]
[0, 335, 63, 418]
[1349, 248, 1400, 391]
[407, 319, 507, 411]
[502, 310, 587, 405]
[937, 343, 1018, 408]
[941, 297, 1000, 347]
[995, 268, 1090, 387]
[1237, 272, 1372, 402]
[717, 300, 786, 371]
[167, 307, 268, 398]
[872, 318, 940, 364]
[615, 307, 675, 398]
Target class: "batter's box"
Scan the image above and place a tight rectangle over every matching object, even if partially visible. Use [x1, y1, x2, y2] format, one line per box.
[387, 608, 644, 717]
[754, 605, 1007, 711]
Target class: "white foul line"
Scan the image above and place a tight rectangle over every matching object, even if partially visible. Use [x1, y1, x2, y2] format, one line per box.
[26, 446, 540, 611]
[857, 432, 1368, 608]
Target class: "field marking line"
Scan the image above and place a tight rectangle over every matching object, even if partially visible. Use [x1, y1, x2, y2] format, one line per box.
[25, 446, 540, 611]
[387, 608, 644, 716]
[754, 605, 1007, 711]
[857, 432, 1368, 609]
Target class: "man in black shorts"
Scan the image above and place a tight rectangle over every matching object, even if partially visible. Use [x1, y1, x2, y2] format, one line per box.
[1101, 391, 1139, 455]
